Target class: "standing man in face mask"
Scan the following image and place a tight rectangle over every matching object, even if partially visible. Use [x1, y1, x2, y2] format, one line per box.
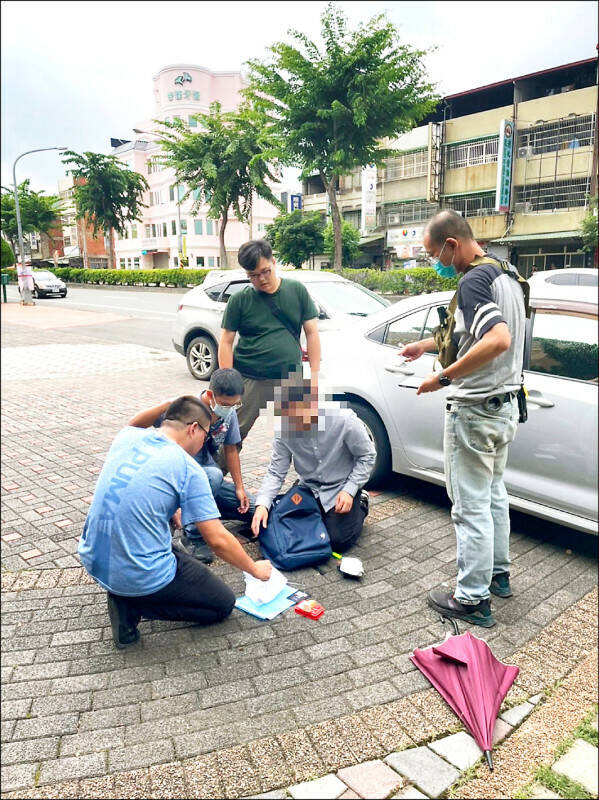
[128, 368, 253, 564]
[399, 210, 526, 629]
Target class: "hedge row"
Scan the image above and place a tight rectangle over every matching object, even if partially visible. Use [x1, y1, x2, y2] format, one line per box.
[1, 265, 458, 295]
[334, 267, 459, 295]
[50, 268, 209, 287]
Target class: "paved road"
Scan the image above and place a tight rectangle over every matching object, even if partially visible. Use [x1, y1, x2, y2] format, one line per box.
[4, 285, 184, 351]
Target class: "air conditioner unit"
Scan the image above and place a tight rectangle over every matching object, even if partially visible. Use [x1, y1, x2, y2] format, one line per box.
[476, 208, 488, 216]
[515, 201, 533, 213]
[387, 214, 400, 225]
[517, 146, 534, 158]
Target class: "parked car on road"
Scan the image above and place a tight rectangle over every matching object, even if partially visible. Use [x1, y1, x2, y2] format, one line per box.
[31, 270, 67, 298]
[172, 268, 390, 380]
[319, 290, 598, 535]
[527, 268, 598, 299]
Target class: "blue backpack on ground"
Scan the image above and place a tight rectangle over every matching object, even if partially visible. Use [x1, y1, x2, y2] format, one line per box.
[259, 485, 332, 571]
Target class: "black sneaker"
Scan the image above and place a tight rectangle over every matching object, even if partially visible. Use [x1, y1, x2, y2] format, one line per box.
[427, 589, 496, 628]
[180, 532, 214, 564]
[107, 594, 140, 649]
[359, 490, 370, 517]
[490, 572, 513, 598]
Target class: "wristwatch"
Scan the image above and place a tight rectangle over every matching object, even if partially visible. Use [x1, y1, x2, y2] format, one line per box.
[438, 372, 452, 387]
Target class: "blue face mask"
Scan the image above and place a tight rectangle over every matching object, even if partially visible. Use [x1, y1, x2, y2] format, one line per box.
[432, 241, 457, 278]
[211, 402, 235, 422]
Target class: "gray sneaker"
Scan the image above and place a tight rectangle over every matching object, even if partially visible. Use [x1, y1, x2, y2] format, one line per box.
[179, 533, 214, 564]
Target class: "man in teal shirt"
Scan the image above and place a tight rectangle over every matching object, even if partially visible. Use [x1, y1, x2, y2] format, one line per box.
[218, 239, 321, 447]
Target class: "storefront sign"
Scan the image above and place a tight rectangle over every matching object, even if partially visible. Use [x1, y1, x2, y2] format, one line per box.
[174, 72, 192, 86]
[360, 164, 377, 232]
[290, 194, 302, 211]
[167, 90, 200, 102]
[495, 119, 514, 213]
[387, 227, 424, 260]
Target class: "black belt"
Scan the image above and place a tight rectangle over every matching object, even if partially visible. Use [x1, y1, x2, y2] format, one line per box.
[447, 392, 515, 412]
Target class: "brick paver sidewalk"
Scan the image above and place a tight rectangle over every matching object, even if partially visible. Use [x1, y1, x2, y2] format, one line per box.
[1, 310, 597, 798]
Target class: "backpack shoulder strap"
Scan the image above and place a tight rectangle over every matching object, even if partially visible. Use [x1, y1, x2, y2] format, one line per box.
[466, 255, 531, 318]
[256, 290, 301, 343]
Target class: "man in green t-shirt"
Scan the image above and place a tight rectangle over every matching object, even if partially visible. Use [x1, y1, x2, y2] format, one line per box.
[219, 239, 321, 446]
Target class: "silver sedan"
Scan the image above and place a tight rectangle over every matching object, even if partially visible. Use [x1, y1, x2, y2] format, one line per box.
[320, 290, 598, 535]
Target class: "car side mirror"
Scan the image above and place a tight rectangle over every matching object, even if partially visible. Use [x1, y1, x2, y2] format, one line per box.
[318, 308, 328, 320]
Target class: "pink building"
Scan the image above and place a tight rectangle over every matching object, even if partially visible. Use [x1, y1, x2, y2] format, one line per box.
[113, 64, 282, 270]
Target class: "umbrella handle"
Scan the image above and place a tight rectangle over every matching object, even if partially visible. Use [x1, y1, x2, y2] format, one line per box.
[439, 615, 461, 636]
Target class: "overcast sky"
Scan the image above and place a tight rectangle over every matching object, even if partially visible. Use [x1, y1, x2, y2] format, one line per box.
[1, 0, 597, 196]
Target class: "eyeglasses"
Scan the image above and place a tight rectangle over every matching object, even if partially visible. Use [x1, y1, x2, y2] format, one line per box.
[220, 401, 243, 410]
[185, 420, 210, 436]
[247, 268, 272, 281]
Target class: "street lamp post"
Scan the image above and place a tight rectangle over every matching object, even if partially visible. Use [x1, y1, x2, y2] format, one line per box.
[12, 147, 67, 305]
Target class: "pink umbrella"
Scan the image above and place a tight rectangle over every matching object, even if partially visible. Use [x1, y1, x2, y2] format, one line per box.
[410, 620, 519, 770]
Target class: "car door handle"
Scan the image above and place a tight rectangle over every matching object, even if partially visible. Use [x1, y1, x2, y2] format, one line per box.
[384, 364, 415, 375]
[526, 390, 555, 408]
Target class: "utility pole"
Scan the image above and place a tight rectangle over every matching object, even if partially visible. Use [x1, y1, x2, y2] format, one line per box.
[12, 147, 67, 305]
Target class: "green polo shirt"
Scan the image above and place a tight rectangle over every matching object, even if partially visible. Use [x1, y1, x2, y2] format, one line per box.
[222, 278, 318, 380]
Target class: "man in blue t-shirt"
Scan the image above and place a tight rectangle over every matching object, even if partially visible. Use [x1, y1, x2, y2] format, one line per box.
[128, 368, 254, 564]
[78, 395, 271, 649]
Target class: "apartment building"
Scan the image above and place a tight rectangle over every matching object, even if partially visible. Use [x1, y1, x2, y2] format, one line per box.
[56, 177, 110, 268]
[111, 64, 281, 270]
[302, 57, 598, 275]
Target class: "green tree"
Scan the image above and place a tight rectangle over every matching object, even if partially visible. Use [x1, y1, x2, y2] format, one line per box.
[245, 2, 438, 270]
[579, 196, 598, 255]
[323, 219, 360, 267]
[1, 238, 15, 268]
[61, 151, 149, 269]
[266, 210, 325, 268]
[156, 102, 282, 268]
[0, 180, 64, 258]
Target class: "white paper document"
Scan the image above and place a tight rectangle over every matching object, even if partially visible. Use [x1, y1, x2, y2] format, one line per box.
[243, 567, 288, 605]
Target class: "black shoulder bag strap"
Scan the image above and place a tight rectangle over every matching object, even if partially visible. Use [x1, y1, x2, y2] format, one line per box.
[256, 290, 302, 351]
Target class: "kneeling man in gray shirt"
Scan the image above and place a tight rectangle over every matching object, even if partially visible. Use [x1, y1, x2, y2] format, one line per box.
[251, 381, 376, 551]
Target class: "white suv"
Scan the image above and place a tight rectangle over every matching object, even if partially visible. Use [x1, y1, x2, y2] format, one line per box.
[172, 268, 390, 380]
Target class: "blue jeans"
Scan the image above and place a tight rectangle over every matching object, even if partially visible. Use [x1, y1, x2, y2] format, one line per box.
[184, 465, 255, 543]
[444, 397, 519, 604]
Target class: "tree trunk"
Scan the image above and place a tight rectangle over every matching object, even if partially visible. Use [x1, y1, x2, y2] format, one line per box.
[321, 172, 342, 271]
[219, 211, 228, 268]
[108, 228, 115, 270]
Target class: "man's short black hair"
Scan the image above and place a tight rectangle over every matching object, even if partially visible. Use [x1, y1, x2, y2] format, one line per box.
[238, 239, 273, 271]
[163, 395, 211, 427]
[280, 379, 314, 406]
[425, 209, 475, 246]
[209, 368, 244, 398]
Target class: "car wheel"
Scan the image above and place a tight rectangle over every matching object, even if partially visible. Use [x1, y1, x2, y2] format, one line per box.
[186, 335, 217, 380]
[348, 401, 392, 487]
[32, 287, 39, 299]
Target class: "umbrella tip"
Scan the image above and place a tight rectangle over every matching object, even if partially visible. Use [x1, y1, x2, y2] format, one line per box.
[484, 750, 494, 771]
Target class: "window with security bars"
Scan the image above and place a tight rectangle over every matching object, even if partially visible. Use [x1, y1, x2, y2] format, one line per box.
[445, 137, 499, 170]
[343, 210, 361, 230]
[515, 177, 591, 211]
[385, 149, 428, 180]
[443, 192, 498, 217]
[517, 114, 595, 156]
[384, 201, 437, 225]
